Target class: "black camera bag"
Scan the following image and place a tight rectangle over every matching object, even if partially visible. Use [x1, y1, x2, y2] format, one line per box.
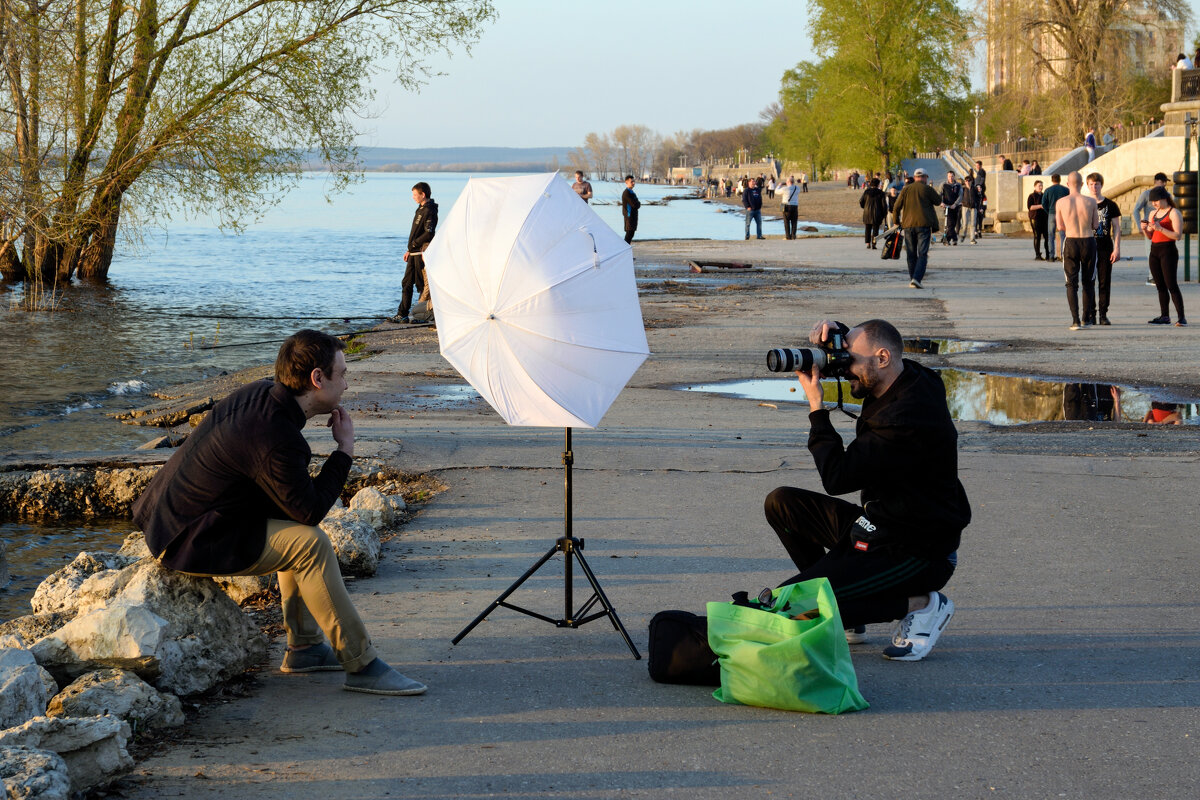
[647, 610, 721, 686]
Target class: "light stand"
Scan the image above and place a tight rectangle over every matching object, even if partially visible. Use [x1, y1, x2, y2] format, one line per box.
[451, 427, 641, 659]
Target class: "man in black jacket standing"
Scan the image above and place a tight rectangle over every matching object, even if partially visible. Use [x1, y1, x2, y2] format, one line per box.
[133, 329, 427, 695]
[743, 177, 765, 240]
[763, 319, 970, 661]
[621, 175, 641, 244]
[393, 181, 438, 323]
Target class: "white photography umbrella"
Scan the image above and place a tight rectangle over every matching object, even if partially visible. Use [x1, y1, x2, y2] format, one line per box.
[425, 172, 649, 428]
[426, 173, 649, 657]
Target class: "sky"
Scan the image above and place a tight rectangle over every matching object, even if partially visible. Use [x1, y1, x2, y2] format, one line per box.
[354, 0, 1200, 151]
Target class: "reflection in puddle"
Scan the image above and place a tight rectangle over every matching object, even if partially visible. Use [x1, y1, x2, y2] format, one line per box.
[678, 371, 1200, 425]
[902, 337, 994, 355]
[404, 385, 481, 411]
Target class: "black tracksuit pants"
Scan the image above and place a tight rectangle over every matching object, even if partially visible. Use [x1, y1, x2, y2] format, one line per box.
[1062, 237, 1097, 324]
[763, 487, 954, 628]
[398, 254, 424, 317]
[1095, 238, 1114, 318]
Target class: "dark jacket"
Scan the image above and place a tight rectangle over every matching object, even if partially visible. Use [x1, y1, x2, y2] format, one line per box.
[743, 185, 763, 211]
[892, 182, 942, 228]
[621, 187, 641, 230]
[132, 380, 352, 574]
[940, 182, 963, 208]
[1041, 184, 1069, 217]
[859, 188, 887, 225]
[408, 200, 438, 253]
[807, 359, 971, 559]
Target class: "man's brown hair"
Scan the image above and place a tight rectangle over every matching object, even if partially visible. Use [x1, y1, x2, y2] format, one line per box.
[275, 329, 346, 395]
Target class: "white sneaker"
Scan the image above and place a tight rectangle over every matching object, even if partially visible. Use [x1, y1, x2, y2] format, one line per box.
[883, 592, 954, 661]
[845, 625, 868, 645]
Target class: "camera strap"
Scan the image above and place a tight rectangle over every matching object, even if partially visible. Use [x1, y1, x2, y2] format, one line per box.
[835, 379, 858, 419]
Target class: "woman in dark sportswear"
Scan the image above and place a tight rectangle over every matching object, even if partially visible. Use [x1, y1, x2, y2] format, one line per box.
[1140, 187, 1187, 326]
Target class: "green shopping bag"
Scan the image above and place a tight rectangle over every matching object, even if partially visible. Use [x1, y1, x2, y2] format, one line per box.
[706, 578, 869, 714]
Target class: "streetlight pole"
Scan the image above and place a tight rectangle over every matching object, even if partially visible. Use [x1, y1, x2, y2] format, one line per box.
[971, 105, 984, 148]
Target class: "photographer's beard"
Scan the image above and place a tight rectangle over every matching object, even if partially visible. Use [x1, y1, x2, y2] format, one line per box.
[847, 362, 881, 399]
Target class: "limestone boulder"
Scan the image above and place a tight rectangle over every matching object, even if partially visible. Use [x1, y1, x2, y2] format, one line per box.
[48, 669, 184, 731]
[349, 487, 393, 528]
[116, 531, 152, 560]
[30, 560, 267, 696]
[0, 613, 73, 647]
[320, 507, 381, 577]
[0, 746, 70, 800]
[0, 466, 156, 519]
[213, 574, 276, 604]
[0, 648, 49, 730]
[30, 551, 141, 616]
[0, 716, 133, 794]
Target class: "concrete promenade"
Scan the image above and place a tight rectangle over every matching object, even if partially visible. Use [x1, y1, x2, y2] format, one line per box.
[122, 233, 1199, 799]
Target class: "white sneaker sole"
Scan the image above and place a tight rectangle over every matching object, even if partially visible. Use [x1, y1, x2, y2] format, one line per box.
[883, 598, 954, 661]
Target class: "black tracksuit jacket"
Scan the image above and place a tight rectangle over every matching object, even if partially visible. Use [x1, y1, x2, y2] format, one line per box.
[807, 359, 971, 559]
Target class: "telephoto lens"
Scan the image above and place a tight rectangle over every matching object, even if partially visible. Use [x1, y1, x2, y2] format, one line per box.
[766, 347, 826, 373]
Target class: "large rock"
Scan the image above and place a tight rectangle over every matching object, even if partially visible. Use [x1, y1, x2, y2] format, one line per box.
[0, 716, 133, 794]
[30, 551, 140, 616]
[0, 649, 49, 730]
[48, 669, 184, 731]
[30, 560, 267, 696]
[348, 487, 393, 528]
[0, 746, 70, 800]
[0, 613, 73, 647]
[0, 466, 156, 519]
[320, 508, 381, 577]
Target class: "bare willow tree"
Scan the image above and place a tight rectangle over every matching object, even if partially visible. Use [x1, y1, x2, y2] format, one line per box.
[1008, 0, 1190, 137]
[0, 0, 495, 283]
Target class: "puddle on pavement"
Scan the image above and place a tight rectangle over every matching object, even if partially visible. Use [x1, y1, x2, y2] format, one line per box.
[677, 371, 1200, 425]
[903, 337, 995, 355]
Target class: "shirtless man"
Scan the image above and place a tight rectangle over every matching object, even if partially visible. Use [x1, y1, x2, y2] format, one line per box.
[1055, 172, 1100, 331]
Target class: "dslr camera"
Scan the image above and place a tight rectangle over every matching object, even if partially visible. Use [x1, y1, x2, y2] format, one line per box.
[766, 332, 852, 378]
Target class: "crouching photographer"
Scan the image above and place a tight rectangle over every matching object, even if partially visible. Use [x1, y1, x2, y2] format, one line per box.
[764, 319, 970, 661]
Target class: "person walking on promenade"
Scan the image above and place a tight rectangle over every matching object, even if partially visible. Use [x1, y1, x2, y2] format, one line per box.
[1041, 174, 1069, 261]
[1084, 127, 1097, 162]
[621, 175, 641, 244]
[974, 160, 987, 194]
[1139, 187, 1187, 326]
[572, 170, 593, 203]
[859, 178, 887, 249]
[800, 171, 809, 192]
[1028, 180, 1048, 260]
[392, 182, 437, 323]
[939, 171, 963, 245]
[743, 177, 765, 240]
[1134, 173, 1168, 284]
[133, 330, 428, 696]
[782, 176, 801, 239]
[961, 174, 978, 242]
[1055, 172, 1099, 331]
[1087, 172, 1121, 325]
[892, 167, 942, 288]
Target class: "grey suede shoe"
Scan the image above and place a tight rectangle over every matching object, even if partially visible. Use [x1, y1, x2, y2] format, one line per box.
[279, 643, 341, 674]
[343, 658, 427, 696]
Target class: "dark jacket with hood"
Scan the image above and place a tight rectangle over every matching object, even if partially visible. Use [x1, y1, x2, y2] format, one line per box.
[408, 199, 438, 253]
[132, 380, 351, 575]
[806, 355, 971, 559]
[859, 187, 887, 225]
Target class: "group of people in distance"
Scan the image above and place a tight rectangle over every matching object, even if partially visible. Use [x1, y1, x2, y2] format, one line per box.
[1028, 170, 1186, 330]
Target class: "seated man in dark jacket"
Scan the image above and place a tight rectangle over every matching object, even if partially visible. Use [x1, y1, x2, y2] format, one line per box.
[132, 329, 426, 695]
[764, 319, 970, 661]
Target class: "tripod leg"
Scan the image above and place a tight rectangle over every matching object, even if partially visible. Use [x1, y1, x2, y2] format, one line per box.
[452, 541, 561, 645]
[571, 547, 642, 660]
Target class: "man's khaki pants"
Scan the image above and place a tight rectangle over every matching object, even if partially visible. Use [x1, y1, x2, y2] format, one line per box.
[189, 519, 378, 672]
